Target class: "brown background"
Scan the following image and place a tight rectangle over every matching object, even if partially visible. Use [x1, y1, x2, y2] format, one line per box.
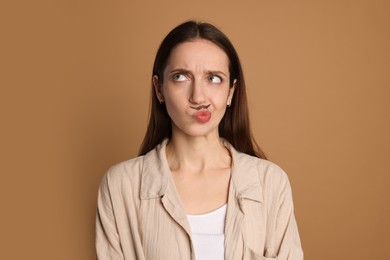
[1, 0, 389, 259]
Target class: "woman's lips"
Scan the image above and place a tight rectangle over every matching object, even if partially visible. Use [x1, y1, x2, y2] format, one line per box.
[193, 110, 211, 123]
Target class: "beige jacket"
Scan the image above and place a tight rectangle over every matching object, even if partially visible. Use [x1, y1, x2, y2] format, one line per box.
[96, 140, 303, 260]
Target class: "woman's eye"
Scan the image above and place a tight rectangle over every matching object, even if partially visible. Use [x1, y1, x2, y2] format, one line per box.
[173, 74, 187, 82]
[209, 75, 222, 84]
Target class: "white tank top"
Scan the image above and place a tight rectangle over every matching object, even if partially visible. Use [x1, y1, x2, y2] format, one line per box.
[187, 204, 227, 260]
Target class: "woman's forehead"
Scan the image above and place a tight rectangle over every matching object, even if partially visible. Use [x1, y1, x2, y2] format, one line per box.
[165, 39, 229, 73]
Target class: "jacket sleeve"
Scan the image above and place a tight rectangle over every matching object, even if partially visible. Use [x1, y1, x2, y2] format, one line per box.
[95, 174, 124, 260]
[266, 170, 304, 260]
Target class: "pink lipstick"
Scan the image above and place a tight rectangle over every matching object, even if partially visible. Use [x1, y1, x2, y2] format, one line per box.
[193, 110, 211, 123]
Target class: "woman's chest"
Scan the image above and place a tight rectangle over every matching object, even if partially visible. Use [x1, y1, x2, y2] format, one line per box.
[137, 198, 269, 260]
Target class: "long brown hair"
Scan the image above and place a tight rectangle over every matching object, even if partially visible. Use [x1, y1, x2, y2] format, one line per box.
[138, 20, 266, 159]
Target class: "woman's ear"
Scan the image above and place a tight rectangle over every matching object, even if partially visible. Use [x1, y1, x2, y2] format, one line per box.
[153, 75, 164, 103]
[227, 79, 237, 107]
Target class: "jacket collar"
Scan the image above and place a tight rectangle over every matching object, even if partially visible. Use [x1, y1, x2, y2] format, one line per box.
[140, 139, 263, 203]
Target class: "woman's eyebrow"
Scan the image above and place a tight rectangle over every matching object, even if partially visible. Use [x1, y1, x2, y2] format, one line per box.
[169, 68, 191, 75]
[207, 70, 227, 77]
[169, 68, 227, 77]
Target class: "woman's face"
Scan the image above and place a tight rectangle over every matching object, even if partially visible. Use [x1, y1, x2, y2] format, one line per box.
[154, 39, 235, 139]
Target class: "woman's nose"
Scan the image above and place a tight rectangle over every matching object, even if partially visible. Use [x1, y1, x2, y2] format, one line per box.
[189, 79, 206, 104]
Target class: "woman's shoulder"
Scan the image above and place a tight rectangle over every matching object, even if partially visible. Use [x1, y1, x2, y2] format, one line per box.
[230, 149, 294, 205]
[233, 150, 291, 186]
[101, 141, 167, 187]
[100, 155, 146, 188]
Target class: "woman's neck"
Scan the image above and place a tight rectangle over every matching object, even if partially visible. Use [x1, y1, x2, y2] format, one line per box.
[166, 133, 231, 174]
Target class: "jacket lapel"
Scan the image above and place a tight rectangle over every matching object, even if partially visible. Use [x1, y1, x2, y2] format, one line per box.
[224, 179, 245, 260]
[140, 140, 192, 236]
[224, 142, 264, 260]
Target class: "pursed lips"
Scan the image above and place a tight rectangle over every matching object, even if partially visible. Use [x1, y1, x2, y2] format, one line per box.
[190, 104, 211, 123]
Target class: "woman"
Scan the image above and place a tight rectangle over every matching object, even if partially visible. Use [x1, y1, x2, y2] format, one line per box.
[96, 21, 303, 260]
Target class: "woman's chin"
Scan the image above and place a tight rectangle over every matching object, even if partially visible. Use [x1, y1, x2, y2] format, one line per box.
[175, 126, 219, 139]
